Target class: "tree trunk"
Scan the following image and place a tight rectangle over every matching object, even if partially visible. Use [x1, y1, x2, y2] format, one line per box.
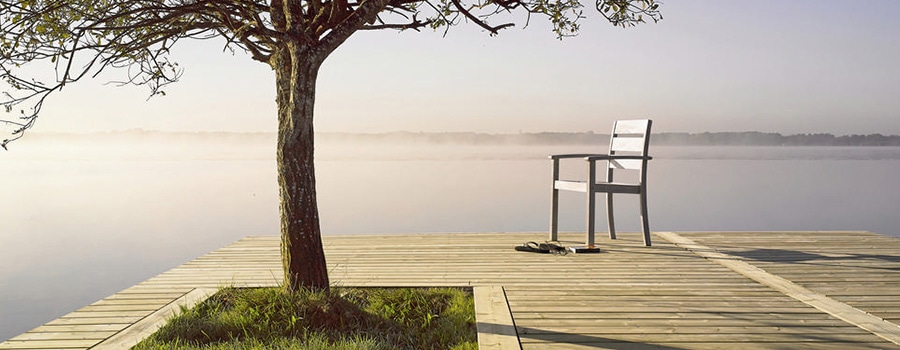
[274, 43, 329, 292]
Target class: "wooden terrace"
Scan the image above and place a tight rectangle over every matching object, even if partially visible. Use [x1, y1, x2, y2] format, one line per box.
[3, 231, 900, 349]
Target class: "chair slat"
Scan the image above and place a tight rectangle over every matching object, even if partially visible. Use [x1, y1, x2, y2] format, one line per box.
[554, 180, 588, 193]
[610, 136, 646, 152]
[608, 159, 644, 170]
[614, 120, 650, 134]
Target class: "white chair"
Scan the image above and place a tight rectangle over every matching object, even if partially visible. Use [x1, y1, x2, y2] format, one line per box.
[550, 119, 653, 248]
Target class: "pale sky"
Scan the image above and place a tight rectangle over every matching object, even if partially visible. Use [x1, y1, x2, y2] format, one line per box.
[18, 0, 900, 135]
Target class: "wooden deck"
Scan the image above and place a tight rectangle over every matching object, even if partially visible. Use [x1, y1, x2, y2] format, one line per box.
[3, 231, 900, 349]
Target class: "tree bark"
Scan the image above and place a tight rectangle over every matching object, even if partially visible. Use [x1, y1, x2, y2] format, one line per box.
[268, 0, 389, 293]
[274, 43, 329, 292]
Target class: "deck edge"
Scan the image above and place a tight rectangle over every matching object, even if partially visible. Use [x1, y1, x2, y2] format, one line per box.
[474, 286, 522, 350]
[91, 288, 218, 350]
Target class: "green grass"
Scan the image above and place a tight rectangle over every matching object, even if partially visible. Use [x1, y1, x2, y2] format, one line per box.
[132, 287, 477, 350]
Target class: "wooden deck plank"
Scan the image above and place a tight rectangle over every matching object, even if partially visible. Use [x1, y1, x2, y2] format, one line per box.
[43, 317, 143, 326]
[657, 231, 900, 345]
[520, 342, 894, 350]
[0, 339, 97, 349]
[474, 286, 521, 350]
[93, 288, 217, 350]
[673, 231, 900, 344]
[4, 231, 900, 349]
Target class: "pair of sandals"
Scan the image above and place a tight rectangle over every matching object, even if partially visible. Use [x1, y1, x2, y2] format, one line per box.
[514, 241, 568, 255]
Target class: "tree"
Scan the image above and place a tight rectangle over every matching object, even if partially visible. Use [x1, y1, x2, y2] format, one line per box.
[1, 0, 661, 291]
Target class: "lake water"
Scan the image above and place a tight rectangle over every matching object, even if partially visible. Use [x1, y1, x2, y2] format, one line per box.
[2, 138, 900, 341]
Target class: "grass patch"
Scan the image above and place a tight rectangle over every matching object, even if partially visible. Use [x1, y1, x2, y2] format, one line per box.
[133, 287, 477, 350]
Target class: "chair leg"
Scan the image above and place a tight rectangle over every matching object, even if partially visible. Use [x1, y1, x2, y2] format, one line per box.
[550, 189, 559, 242]
[587, 190, 596, 247]
[550, 159, 560, 242]
[639, 191, 651, 246]
[606, 192, 616, 240]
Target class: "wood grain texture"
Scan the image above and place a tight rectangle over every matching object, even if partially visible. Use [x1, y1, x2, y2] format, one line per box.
[3, 231, 900, 349]
[474, 286, 521, 350]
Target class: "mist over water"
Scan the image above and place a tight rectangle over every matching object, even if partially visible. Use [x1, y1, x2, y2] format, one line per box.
[2, 134, 900, 341]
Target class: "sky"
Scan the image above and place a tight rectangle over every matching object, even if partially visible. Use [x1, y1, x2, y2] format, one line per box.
[8, 0, 900, 135]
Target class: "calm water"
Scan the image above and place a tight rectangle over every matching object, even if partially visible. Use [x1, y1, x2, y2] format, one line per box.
[2, 139, 900, 341]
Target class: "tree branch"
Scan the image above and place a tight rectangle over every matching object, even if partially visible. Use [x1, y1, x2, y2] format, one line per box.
[361, 13, 431, 31]
[450, 0, 514, 35]
[2, 0, 662, 148]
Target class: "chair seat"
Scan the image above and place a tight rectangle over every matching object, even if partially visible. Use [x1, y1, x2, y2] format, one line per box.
[554, 180, 643, 194]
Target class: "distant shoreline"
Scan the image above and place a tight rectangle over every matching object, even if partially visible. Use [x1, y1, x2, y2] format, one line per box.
[25, 130, 900, 147]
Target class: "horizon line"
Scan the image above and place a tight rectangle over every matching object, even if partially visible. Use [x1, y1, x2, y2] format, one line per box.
[27, 129, 900, 138]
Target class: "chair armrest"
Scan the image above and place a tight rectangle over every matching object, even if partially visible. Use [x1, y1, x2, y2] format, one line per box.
[585, 155, 653, 161]
[549, 153, 608, 160]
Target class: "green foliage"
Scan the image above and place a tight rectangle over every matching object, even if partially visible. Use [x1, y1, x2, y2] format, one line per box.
[1, 0, 196, 147]
[597, 0, 661, 27]
[136, 335, 385, 350]
[132, 287, 477, 350]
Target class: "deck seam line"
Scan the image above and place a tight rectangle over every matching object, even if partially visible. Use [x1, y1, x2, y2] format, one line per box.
[656, 231, 900, 346]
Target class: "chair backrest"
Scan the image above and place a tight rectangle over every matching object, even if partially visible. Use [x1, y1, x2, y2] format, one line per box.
[607, 119, 652, 180]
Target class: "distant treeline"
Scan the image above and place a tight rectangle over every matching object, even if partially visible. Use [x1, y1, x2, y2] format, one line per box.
[321, 131, 900, 146]
[652, 132, 900, 146]
[29, 130, 900, 146]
